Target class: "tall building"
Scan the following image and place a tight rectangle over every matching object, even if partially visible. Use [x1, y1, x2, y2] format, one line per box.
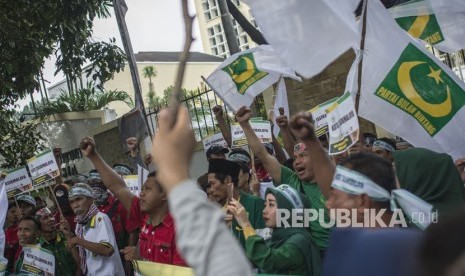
[193, 0, 257, 57]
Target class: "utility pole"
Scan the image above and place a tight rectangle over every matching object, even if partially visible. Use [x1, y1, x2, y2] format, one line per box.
[217, 0, 240, 55]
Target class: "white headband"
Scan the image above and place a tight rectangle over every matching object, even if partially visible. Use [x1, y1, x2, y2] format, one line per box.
[69, 186, 94, 199]
[332, 166, 391, 201]
[372, 140, 395, 152]
[275, 184, 304, 210]
[333, 166, 435, 230]
[390, 189, 435, 230]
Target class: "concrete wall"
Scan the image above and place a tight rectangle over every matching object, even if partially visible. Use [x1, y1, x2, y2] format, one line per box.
[37, 110, 117, 175]
[285, 50, 376, 134]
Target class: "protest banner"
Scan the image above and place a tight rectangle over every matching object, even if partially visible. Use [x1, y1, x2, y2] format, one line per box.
[124, 175, 139, 196]
[4, 166, 33, 198]
[309, 97, 338, 138]
[137, 165, 148, 195]
[134, 260, 193, 276]
[20, 245, 55, 276]
[202, 132, 228, 152]
[231, 119, 272, 148]
[326, 93, 359, 155]
[27, 149, 60, 186]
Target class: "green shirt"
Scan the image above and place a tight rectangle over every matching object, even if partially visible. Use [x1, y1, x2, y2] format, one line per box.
[280, 166, 331, 250]
[246, 235, 308, 275]
[232, 192, 266, 249]
[39, 232, 76, 276]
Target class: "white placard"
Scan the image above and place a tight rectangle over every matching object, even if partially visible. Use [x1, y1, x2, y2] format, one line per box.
[27, 149, 60, 185]
[124, 175, 139, 196]
[327, 93, 359, 155]
[310, 97, 338, 138]
[231, 121, 272, 148]
[202, 132, 228, 152]
[20, 245, 55, 275]
[4, 166, 33, 198]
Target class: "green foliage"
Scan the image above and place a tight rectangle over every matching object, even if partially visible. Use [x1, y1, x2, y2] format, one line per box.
[0, 109, 45, 170]
[0, 0, 125, 106]
[36, 83, 134, 117]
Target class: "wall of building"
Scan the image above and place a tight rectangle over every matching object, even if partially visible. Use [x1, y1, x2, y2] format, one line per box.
[104, 62, 221, 117]
[285, 50, 376, 134]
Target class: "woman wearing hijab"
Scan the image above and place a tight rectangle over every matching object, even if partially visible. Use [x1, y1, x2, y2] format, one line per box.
[228, 184, 321, 275]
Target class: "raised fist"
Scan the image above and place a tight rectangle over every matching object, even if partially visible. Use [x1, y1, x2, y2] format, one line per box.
[80, 137, 97, 157]
[289, 112, 317, 141]
[235, 106, 252, 125]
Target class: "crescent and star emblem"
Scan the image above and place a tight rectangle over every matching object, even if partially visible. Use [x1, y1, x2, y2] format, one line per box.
[227, 56, 255, 84]
[397, 61, 452, 117]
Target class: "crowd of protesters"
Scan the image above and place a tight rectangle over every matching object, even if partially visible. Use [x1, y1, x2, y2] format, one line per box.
[3, 104, 465, 276]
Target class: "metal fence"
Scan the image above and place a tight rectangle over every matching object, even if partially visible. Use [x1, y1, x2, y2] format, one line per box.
[145, 88, 267, 141]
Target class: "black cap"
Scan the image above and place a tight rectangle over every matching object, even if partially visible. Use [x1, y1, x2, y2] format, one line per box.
[208, 159, 241, 180]
[206, 144, 229, 158]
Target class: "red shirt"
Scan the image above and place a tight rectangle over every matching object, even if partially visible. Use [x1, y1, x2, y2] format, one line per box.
[5, 225, 19, 272]
[130, 197, 186, 266]
[98, 195, 139, 237]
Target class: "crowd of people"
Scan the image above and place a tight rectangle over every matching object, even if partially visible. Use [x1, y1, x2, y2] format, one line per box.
[3, 104, 465, 276]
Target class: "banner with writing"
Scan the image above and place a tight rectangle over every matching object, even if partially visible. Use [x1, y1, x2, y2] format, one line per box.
[27, 149, 60, 186]
[124, 175, 139, 196]
[326, 93, 359, 155]
[4, 166, 33, 198]
[231, 120, 272, 148]
[309, 97, 338, 138]
[20, 245, 55, 276]
[202, 132, 228, 152]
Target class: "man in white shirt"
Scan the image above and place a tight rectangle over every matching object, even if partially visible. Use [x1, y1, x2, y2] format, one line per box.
[67, 183, 124, 276]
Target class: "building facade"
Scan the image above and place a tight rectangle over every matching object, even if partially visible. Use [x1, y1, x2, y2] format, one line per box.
[193, 0, 257, 57]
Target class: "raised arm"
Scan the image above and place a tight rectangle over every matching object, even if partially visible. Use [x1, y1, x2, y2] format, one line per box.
[289, 112, 335, 199]
[152, 106, 252, 276]
[80, 137, 134, 211]
[213, 105, 232, 148]
[236, 106, 282, 182]
[275, 109, 297, 157]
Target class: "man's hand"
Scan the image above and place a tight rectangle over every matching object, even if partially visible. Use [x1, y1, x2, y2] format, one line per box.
[152, 106, 196, 192]
[289, 112, 317, 142]
[144, 153, 153, 166]
[126, 137, 139, 157]
[80, 137, 97, 158]
[235, 106, 252, 125]
[60, 219, 73, 238]
[227, 199, 251, 228]
[455, 158, 465, 183]
[67, 236, 80, 250]
[212, 105, 224, 118]
[120, 246, 139, 261]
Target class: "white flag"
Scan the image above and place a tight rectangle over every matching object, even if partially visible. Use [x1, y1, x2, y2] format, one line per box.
[357, 0, 465, 160]
[273, 77, 289, 138]
[206, 45, 299, 112]
[243, 0, 359, 78]
[390, 0, 465, 53]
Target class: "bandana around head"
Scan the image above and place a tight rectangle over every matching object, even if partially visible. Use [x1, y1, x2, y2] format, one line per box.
[293, 143, 307, 154]
[372, 140, 395, 153]
[35, 207, 52, 220]
[90, 185, 108, 205]
[275, 184, 304, 210]
[113, 165, 132, 176]
[331, 165, 391, 201]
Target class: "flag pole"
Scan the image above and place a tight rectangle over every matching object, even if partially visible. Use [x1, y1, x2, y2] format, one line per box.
[168, 0, 195, 128]
[355, 0, 368, 113]
[113, 0, 152, 137]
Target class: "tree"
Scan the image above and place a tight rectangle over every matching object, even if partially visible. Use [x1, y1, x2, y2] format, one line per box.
[36, 83, 133, 117]
[142, 66, 158, 93]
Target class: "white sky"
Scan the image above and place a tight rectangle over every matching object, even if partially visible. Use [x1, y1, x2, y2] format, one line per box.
[24, 0, 204, 108]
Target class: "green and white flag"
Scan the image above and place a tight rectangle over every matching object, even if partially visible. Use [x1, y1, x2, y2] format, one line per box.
[390, 0, 465, 53]
[243, 0, 359, 78]
[356, 0, 465, 160]
[206, 45, 300, 112]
